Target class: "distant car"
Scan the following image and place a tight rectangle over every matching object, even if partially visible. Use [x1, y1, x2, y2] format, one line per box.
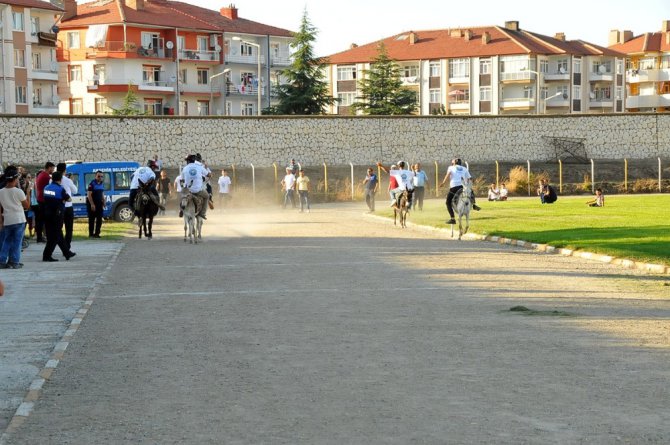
[65, 161, 140, 222]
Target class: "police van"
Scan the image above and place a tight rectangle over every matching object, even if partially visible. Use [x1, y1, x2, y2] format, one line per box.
[65, 161, 140, 222]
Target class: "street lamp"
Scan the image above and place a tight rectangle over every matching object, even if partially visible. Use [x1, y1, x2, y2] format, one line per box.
[210, 68, 231, 115]
[232, 36, 261, 116]
[542, 91, 567, 114]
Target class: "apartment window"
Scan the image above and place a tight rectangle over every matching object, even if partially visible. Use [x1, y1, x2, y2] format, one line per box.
[573, 59, 581, 74]
[198, 36, 208, 52]
[573, 85, 581, 99]
[540, 87, 549, 100]
[144, 99, 163, 115]
[179, 68, 187, 84]
[337, 66, 356, 81]
[500, 55, 532, 74]
[616, 87, 623, 100]
[197, 100, 209, 116]
[557, 85, 568, 97]
[143, 65, 162, 84]
[70, 98, 83, 115]
[556, 59, 568, 74]
[141, 32, 160, 51]
[616, 60, 624, 74]
[177, 36, 185, 51]
[67, 31, 80, 49]
[337, 92, 356, 106]
[539, 60, 549, 74]
[95, 97, 108, 114]
[32, 52, 42, 70]
[593, 86, 611, 100]
[429, 61, 441, 77]
[402, 65, 419, 78]
[15, 86, 27, 104]
[479, 59, 491, 74]
[640, 58, 655, 70]
[14, 50, 25, 68]
[592, 61, 612, 74]
[12, 12, 24, 31]
[429, 89, 441, 103]
[240, 42, 254, 56]
[93, 64, 106, 84]
[241, 102, 254, 115]
[225, 102, 231, 116]
[449, 58, 470, 78]
[31, 17, 39, 35]
[197, 68, 209, 85]
[179, 101, 188, 116]
[33, 88, 42, 106]
[480, 86, 492, 101]
[661, 56, 670, 69]
[69, 65, 82, 82]
[523, 86, 534, 99]
[270, 42, 280, 58]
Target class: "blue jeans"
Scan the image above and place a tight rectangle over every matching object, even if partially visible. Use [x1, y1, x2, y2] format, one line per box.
[283, 190, 296, 208]
[298, 190, 310, 211]
[0, 222, 26, 264]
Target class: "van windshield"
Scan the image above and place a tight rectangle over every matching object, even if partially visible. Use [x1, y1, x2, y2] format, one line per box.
[85, 172, 111, 191]
[114, 171, 132, 190]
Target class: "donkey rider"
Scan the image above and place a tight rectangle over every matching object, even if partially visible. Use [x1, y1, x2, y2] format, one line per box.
[180, 154, 210, 219]
[376, 161, 415, 209]
[439, 158, 481, 225]
[129, 161, 164, 218]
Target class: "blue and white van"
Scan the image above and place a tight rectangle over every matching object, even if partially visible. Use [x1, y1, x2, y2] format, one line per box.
[66, 161, 140, 222]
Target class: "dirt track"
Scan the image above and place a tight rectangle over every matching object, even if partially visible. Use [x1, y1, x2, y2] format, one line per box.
[4, 203, 670, 444]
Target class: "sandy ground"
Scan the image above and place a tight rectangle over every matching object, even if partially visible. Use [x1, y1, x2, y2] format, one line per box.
[3, 203, 669, 444]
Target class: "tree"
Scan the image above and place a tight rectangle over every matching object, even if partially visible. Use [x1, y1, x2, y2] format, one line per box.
[111, 83, 145, 116]
[264, 9, 335, 115]
[351, 43, 417, 115]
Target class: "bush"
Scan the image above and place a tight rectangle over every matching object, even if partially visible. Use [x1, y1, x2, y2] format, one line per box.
[632, 178, 661, 193]
[506, 166, 550, 196]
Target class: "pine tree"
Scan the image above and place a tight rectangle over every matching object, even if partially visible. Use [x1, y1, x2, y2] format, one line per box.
[264, 9, 335, 115]
[351, 43, 417, 115]
[112, 83, 145, 116]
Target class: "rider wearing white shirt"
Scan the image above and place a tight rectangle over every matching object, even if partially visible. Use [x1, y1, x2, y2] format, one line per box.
[181, 155, 210, 218]
[439, 158, 480, 224]
[128, 163, 162, 217]
[377, 161, 415, 208]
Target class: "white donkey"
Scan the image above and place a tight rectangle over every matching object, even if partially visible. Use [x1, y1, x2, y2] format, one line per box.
[452, 180, 472, 240]
[183, 192, 204, 244]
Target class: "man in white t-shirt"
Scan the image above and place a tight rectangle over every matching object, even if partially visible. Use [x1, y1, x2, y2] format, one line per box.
[377, 161, 415, 208]
[129, 164, 162, 218]
[439, 158, 480, 224]
[181, 154, 210, 218]
[217, 169, 232, 208]
[58, 163, 78, 251]
[281, 167, 296, 209]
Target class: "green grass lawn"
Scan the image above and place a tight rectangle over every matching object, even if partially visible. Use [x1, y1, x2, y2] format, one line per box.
[71, 219, 132, 241]
[381, 194, 670, 266]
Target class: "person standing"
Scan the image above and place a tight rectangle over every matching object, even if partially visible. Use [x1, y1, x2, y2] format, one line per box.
[412, 163, 429, 211]
[0, 166, 30, 269]
[296, 169, 311, 213]
[217, 169, 232, 209]
[35, 161, 56, 243]
[439, 158, 481, 225]
[153, 154, 163, 171]
[281, 167, 296, 209]
[42, 172, 76, 262]
[57, 163, 77, 250]
[362, 167, 378, 212]
[86, 170, 105, 238]
[156, 170, 172, 216]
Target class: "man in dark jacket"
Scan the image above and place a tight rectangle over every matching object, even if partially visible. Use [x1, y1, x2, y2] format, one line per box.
[42, 172, 76, 262]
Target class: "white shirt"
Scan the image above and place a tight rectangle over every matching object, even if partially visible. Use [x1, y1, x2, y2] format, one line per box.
[218, 175, 231, 194]
[283, 174, 296, 190]
[500, 187, 508, 198]
[0, 187, 27, 226]
[390, 169, 415, 190]
[130, 167, 156, 190]
[61, 175, 78, 208]
[488, 188, 500, 200]
[447, 165, 471, 188]
[182, 163, 207, 193]
[174, 175, 183, 193]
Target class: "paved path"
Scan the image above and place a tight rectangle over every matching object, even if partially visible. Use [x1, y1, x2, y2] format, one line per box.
[2, 205, 669, 444]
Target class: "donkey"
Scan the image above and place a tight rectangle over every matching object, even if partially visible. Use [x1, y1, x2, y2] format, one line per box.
[394, 189, 413, 228]
[183, 192, 204, 244]
[452, 181, 472, 240]
[135, 181, 159, 239]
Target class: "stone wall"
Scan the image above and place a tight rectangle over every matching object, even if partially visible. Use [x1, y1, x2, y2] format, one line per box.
[1, 114, 668, 168]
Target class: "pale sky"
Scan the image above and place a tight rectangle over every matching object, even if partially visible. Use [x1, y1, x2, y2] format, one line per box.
[84, 0, 670, 56]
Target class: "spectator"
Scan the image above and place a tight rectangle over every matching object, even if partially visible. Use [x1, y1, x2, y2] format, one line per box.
[287, 158, 299, 177]
[586, 188, 605, 207]
[156, 170, 172, 216]
[87, 170, 105, 238]
[23, 172, 36, 238]
[296, 169, 311, 213]
[538, 179, 558, 204]
[35, 162, 56, 243]
[281, 167, 296, 209]
[362, 167, 378, 213]
[42, 171, 76, 262]
[412, 163, 429, 211]
[217, 169, 232, 209]
[487, 183, 500, 201]
[58, 163, 78, 251]
[153, 153, 163, 171]
[0, 166, 30, 269]
[499, 183, 508, 201]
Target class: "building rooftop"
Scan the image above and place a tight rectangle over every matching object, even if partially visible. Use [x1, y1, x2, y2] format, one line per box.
[1, 0, 63, 12]
[609, 31, 670, 54]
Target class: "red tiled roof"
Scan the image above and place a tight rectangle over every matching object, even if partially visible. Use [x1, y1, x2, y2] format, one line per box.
[1, 0, 63, 11]
[325, 26, 625, 64]
[610, 32, 670, 54]
[59, 0, 293, 36]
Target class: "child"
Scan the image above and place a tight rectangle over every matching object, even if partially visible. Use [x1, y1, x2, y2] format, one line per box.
[586, 188, 605, 207]
[499, 183, 508, 201]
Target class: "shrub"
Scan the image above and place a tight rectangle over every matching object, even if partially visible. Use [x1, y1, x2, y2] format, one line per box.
[632, 178, 660, 193]
[507, 166, 550, 196]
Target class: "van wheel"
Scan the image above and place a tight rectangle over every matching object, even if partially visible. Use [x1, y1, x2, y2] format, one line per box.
[114, 203, 133, 222]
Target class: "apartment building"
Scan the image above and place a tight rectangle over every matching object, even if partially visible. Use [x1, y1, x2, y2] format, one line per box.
[325, 21, 626, 116]
[609, 20, 670, 112]
[0, 0, 63, 115]
[56, 0, 292, 116]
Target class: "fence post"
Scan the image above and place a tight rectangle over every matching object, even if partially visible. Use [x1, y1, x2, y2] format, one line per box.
[659, 157, 663, 193]
[350, 162, 355, 201]
[323, 162, 328, 200]
[434, 161, 439, 197]
[250, 163, 256, 202]
[273, 162, 279, 203]
[624, 158, 628, 192]
[495, 160, 499, 189]
[558, 159, 563, 194]
[527, 160, 531, 196]
[590, 159, 595, 193]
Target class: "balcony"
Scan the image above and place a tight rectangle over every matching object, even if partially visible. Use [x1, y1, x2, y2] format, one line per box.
[86, 41, 138, 59]
[544, 70, 570, 81]
[500, 97, 535, 109]
[500, 72, 534, 82]
[225, 53, 266, 65]
[31, 62, 59, 81]
[179, 49, 220, 62]
[32, 102, 59, 114]
[224, 83, 264, 96]
[626, 94, 670, 109]
[140, 75, 175, 93]
[270, 54, 291, 66]
[448, 101, 470, 111]
[589, 71, 614, 82]
[448, 75, 470, 84]
[627, 68, 670, 84]
[401, 76, 419, 85]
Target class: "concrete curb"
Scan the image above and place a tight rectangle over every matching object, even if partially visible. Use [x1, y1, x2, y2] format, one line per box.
[0, 243, 126, 443]
[365, 212, 669, 275]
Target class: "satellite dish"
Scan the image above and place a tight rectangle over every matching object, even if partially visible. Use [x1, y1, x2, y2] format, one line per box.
[598, 64, 606, 74]
[589, 92, 596, 99]
[166, 41, 174, 49]
[558, 66, 566, 74]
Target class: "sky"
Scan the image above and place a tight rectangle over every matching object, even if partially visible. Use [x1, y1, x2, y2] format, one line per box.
[176, 0, 670, 56]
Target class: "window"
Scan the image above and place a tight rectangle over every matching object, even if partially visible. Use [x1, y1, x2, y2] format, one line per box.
[143, 66, 162, 85]
[616, 87, 623, 100]
[197, 68, 209, 85]
[197, 101, 209, 116]
[523, 86, 534, 99]
[429, 61, 441, 77]
[401, 65, 419, 78]
[616, 60, 624, 74]
[12, 12, 24, 31]
[69, 65, 82, 82]
[32, 52, 42, 70]
[449, 58, 470, 78]
[33, 87, 42, 106]
[540, 87, 548, 100]
[179, 68, 187, 84]
[500, 56, 532, 74]
[592, 61, 612, 74]
[337, 92, 356, 106]
[640, 58, 656, 70]
[141, 32, 160, 50]
[557, 85, 569, 97]
[15, 86, 27, 104]
[270, 42, 280, 58]
[241, 103, 254, 115]
[539, 60, 549, 74]
[93, 64, 106, 84]
[429, 89, 441, 103]
[31, 17, 39, 35]
[573, 59, 581, 74]
[95, 97, 108, 114]
[14, 50, 25, 68]
[479, 59, 491, 74]
[241, 42, 254, 56]
[198, 36, 208, 52]
[450, 89, 469, 102]
[573, 85, 581, 99]
[179, 101, 188, 116]
[661, 56, 670, 69]
[177, 36, 185, 51]
[114, 172, 131, 190]
[67, 31, 80, 49]
[557, 59, 568, 73]
[592, 86, 611, 101]
[70, 98, 83, 115]
[144, 99, 162, 115]
[337, 66, 356, 81]
[85, 172, 111, 190]
[480, 86, 491, 101]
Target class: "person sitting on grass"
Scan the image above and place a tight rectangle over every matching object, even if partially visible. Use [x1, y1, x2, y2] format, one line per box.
[487, 183, 500, 201]
[499, 183, 508, 201]
[586, 188, 605, 207]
